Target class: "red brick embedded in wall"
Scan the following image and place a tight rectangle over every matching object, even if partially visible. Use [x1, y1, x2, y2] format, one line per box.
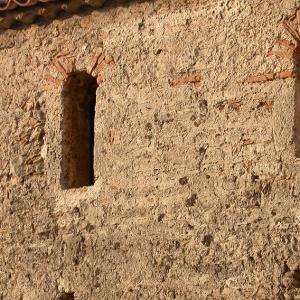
[268, 50, 294, 59]
[278, 70, 297, 79]
[245, 70, 299, 84]
[215, 100, 241, 111]
[267, 39, 296, 59]
[278, 39, 296, 50]
[171, 72, 202, 86]
[45, 51, 115, 88]
[283, 20, 300, 43]
[245, 73, 275, 84]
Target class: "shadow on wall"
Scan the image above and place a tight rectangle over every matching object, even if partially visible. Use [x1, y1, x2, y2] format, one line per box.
[0, 0, 150, 33]
[294, 45, 300, 158]
[56, 292, 75, 300]
[60, 71, 98, 190]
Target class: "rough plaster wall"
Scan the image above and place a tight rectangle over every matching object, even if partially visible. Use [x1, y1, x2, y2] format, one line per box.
[0, 0, 300, 299]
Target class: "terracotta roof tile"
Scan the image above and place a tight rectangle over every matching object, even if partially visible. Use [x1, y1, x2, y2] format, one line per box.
[0, 0, 119, 29]
[0, 0, 55, 11]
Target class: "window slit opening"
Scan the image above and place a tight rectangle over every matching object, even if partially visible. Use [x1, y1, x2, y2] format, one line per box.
[293, 43, 300, 158]
[61, 71, 98, 189]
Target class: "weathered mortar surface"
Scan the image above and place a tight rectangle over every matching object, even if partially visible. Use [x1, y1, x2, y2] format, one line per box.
[1, 0, 300, 299]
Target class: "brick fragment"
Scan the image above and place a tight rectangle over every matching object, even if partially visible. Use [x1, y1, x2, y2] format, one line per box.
[245, 73, 275, 84]
[278, 70, 297, 79]
[216, 100, 241, 111]
[283, 20, 300, 43]
[246, 69, 300, 84]
[268, 50, 293, 59]
[171, 72, 202, 86]
[44, 74, 64, 85]
[278, 39, 296, 50]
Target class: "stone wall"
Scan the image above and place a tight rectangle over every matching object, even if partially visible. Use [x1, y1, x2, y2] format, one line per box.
[0, 0, 300, 299]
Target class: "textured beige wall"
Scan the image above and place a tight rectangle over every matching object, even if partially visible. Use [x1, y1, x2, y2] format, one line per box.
[1, 0, 300, 299]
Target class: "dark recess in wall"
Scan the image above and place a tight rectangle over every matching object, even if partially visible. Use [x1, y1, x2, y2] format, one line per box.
[294, 45, 300, 157]
[56, 292, 75, 300]
[61, 71, 98, 189]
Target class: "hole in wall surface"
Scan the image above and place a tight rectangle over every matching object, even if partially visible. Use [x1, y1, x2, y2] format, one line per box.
[61, 71, 98, 189]
[293, 38, 300, 157]
[56, 292, 75, 300]
[293, 268, 300, 288]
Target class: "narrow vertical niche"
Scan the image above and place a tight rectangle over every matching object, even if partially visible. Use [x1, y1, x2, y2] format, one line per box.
[294, 47, 300, 158]
[61, 71, 98, 189]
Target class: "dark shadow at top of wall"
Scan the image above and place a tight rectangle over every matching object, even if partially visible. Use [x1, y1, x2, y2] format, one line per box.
[0, 0, 151, 34]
